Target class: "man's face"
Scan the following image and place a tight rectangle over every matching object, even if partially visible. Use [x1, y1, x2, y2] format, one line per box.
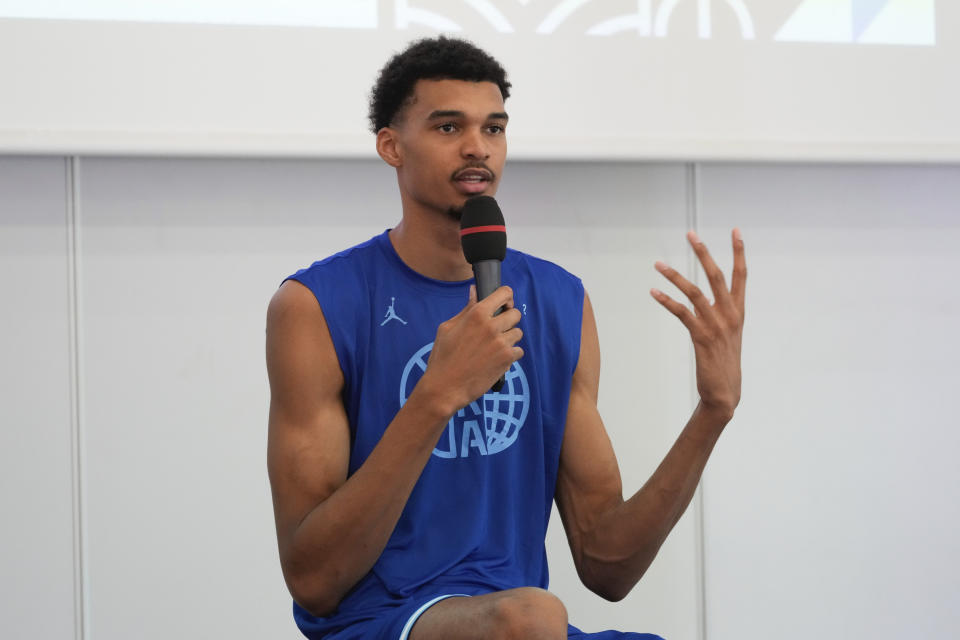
[389, 78, 508, 220]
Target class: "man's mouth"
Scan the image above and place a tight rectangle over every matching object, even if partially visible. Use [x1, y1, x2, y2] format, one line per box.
[455, 169, 492, 182]
[454, 168, 493, 193]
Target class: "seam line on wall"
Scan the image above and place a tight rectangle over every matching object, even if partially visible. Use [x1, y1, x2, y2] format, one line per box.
[66, 156, 87, 640]
[685, 161, 708, 640]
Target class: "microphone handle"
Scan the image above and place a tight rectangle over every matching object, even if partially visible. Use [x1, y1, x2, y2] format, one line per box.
[472, 260, 505, 392]
[473, 260, 501, 308]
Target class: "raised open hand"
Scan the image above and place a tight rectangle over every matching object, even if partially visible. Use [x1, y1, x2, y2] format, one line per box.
[651, 229, 746, 422]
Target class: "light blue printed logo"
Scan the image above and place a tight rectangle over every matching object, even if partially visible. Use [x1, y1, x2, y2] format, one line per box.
[381, 296, 407, 326]
[400, 342, 530, 459]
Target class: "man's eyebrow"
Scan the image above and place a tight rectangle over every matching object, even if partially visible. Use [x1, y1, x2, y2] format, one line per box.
[426, 110, 509, 120]
[426, 110, 465, 120]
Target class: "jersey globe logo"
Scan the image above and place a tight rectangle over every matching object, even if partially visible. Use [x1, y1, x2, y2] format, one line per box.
[400, 342, 530, 459]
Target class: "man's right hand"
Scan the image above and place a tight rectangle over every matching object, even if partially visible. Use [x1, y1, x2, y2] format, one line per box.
[416, 285, 524, 416]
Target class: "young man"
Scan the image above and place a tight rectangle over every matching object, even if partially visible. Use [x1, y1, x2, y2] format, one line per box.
[266, 37, 745, 640]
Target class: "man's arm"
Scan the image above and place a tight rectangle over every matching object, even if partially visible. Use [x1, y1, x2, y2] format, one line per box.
[266, 280, 523, 616]
[554, 229, 745, 601]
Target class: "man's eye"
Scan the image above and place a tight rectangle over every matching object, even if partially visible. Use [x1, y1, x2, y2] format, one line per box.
[487, 125, 505, 134]
[438, 123, 457, 133]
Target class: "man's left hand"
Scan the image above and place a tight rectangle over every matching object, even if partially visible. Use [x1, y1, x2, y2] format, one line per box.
[651, 229, 747, 423]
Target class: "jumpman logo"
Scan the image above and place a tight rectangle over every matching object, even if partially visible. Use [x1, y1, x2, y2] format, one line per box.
[381, 297, 407, 326]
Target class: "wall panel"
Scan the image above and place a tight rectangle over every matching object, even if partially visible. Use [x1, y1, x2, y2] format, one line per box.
[76, 157, 396, 640]
[698, 163, 960, 640]
[0, 156, 77, 639]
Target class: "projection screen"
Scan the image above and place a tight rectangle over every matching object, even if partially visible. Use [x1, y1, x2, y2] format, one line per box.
[0, 0, 956, 161]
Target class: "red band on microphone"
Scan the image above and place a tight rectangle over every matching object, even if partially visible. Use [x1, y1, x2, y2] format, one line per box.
[460, 225, 506, 236]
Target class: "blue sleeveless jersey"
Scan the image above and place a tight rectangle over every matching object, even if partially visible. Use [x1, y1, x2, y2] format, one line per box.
[283, 231, 661, 640]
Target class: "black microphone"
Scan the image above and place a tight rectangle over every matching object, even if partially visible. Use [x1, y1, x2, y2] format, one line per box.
[460, 195, 507, 393]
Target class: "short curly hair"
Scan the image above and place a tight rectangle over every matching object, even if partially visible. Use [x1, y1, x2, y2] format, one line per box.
[368, 36, 511, 133]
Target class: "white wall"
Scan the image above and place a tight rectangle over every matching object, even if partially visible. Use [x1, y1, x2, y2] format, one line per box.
[0, 157, 77, 638]
[2, 157, 959, 640]
[698, 163, 960, 639]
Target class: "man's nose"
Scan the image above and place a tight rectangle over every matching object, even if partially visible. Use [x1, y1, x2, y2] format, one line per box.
[460, 128, 490, 160]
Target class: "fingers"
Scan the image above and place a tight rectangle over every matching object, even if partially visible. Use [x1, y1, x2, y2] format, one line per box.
[465, 284, 522, 335]
[654, 260, 714, 321]
[650, 287, 696, 331]
[495, 306, 523, 333]
[477, 285, 515, 315]
[504, 327, 525, 366]
[503, 326, 524, 348]
[687, 231, 733, 310]
[655, 230, 746, 326]
[730, 228, 747, 312]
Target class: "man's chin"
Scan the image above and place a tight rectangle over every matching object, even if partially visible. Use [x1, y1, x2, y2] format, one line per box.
[446, 193, 488, 222]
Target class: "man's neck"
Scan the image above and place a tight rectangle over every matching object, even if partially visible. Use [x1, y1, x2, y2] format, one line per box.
[388, 208, 474, 282]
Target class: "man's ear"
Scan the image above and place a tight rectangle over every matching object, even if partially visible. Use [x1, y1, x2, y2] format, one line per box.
[376, 127, 402, 168]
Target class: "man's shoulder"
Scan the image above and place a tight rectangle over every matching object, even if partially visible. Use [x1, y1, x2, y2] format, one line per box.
[288, 231, 387, 282]
[277, 231, 389, 318]
[506, 247, 583, 290]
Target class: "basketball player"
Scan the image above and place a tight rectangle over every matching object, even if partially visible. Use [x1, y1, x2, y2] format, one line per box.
[266, 36, 746, 640]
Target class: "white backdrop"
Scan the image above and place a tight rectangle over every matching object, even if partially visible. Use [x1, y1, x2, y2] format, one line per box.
[1, 0, 958, 160]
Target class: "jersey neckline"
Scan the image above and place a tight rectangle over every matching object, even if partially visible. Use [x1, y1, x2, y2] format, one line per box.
[376, 229, 484, 297]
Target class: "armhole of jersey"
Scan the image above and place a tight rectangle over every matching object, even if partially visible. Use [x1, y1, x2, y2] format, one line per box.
[570, 278, 586, 378]
[282, 274, 352, 388]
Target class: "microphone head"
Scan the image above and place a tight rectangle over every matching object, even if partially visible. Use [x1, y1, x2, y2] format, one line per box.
[460, 196, 506, 264]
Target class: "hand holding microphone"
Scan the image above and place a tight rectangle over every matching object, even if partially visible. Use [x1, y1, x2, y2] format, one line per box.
[460, 196, 511, 392]
[417, 195, 522, 412]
